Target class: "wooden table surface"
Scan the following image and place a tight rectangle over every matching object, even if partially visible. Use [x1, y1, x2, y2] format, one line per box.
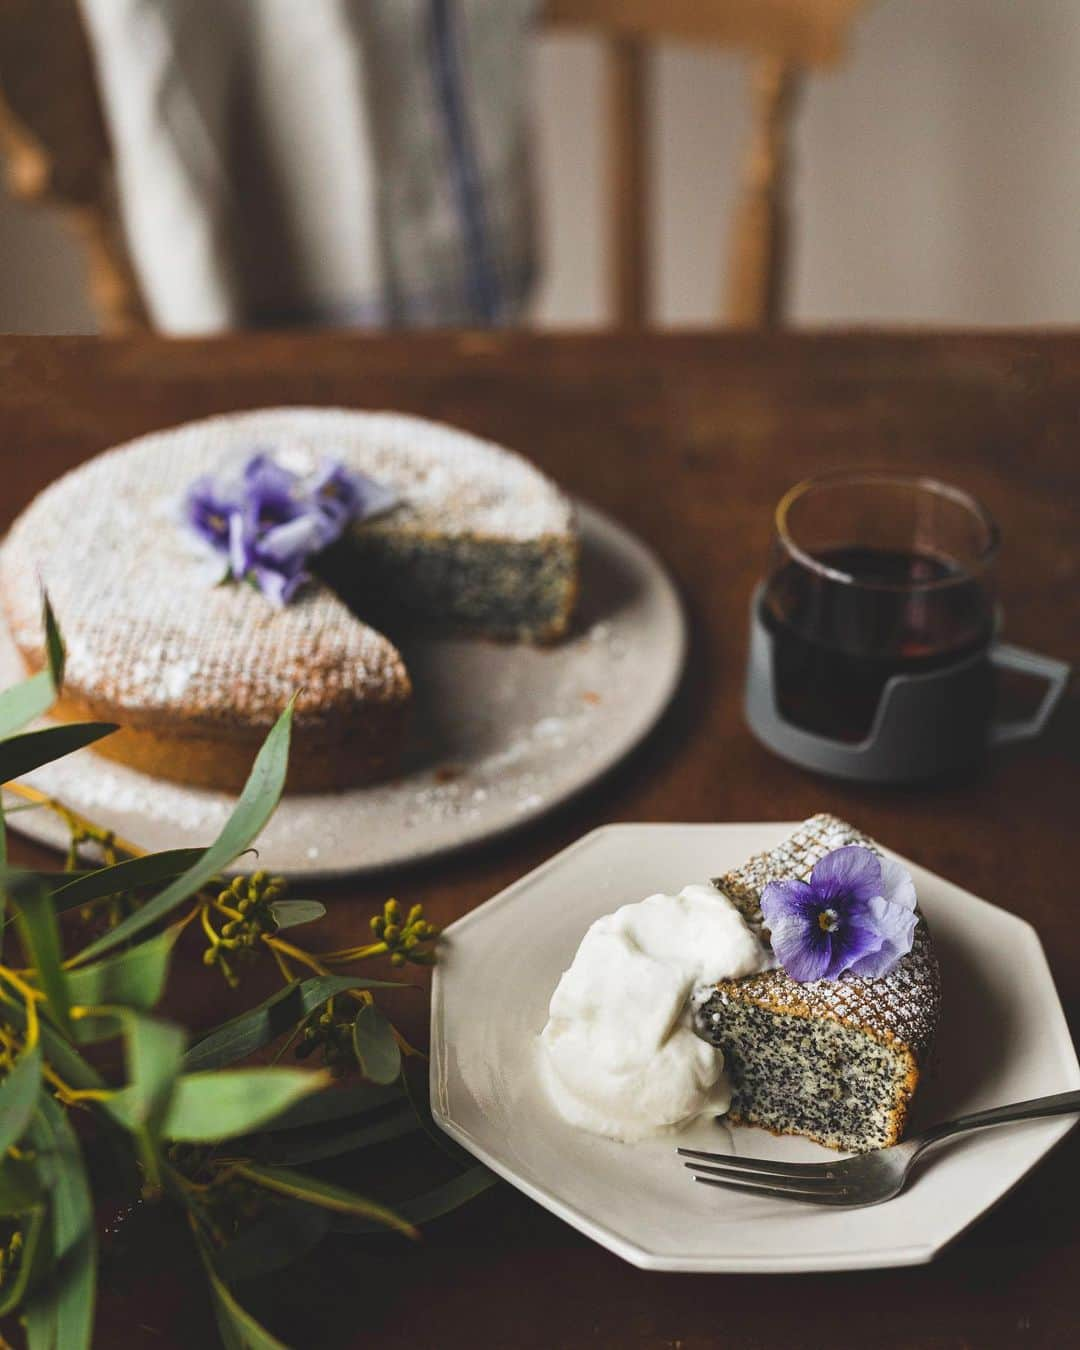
[1, 332, 1077, 1349]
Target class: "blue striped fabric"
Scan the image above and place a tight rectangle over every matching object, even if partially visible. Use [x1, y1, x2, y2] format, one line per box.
[426, 0, 502, 323]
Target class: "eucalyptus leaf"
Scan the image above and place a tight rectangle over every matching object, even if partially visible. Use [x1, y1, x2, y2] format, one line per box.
[198, 1243, 288, 1350]
[352, 1001, 401, 1085]
[0, 1205, 45, 1318]
[73, 699, 296, 965]
[268, 899, 326, 930]
[332, 1164, 496, 1235]
[229, 1163, 417, 1238]
[103, 1011, 186, 1190]
[183, 974, 399, 1072]
[212, 1201, 329, 1285]
[0, 594, 63, 740]
[4, 870, 71, 1035]
[260, 1079, 404, 1132]
[22, 1092, 96, 1350]
[48, 850, 206, 914]
[0, 672, 55, 743]
[259, 1104, 420, 1166]
[66, 925, 179, 1014]
[42, 591, 65, 689]
[0, 722, 116, 784]
[159, 1068, 329, 1142]
[105, 1012, 186, 1135]
[0, 1043, 42, 1153]
[0, 1155, 46, 1216]
[1, 994, 106, 1098]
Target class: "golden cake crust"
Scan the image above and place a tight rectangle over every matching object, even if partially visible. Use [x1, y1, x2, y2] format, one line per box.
[0, 408, 575, 791]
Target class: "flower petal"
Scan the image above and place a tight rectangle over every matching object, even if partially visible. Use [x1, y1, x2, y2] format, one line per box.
[227, 508, 253, 580]
[761, 878, 819, 926]
[846, 897, 919, 979]
[878, 857, 917, 912]
[824, 907, 885, 979]
[257, 513, 327, 563]
[767, 912, 833, 983]
[811, 846, 882, 906]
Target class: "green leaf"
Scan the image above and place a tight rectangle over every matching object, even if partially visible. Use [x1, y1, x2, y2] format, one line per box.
[0, 1205, 46, 1317]
[103, 1011, 185, 1190]
[42, 592, 65, 689]
[0, 672, 55, 743]
[0, 722, 116, 784]
[159, 1068, 329, 1142]
[73, 699, 296, 964]
[260, 1104, 419, 1166]
[268, 899, 326, 931]
[0, 672, 54, 742]
[0, 1155, 47, 1216]
[47, 850, 207, 914]
[253, 1079, 404, 1132]
[352, 1002, 401, 1085]
[229, 1163, 417, 1238]
[4, 871, 71, 1035]
[106, 1012, 186, 1134]
[182, 975, 399, 1072]
[22, 1092, 96, 1350]
[197, 1242, 288, 1350]
[66, 925, 179, 1014]
[0, 1043, 42, 1153]
[0, 595, 64, 741]
[332, 1165, 496, 1235]
[0, 998, 105, 1095]
[212, 1201, 329, 1285]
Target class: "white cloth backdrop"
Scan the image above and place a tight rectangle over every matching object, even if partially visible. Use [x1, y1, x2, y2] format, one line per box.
[78, 0, 538, 333]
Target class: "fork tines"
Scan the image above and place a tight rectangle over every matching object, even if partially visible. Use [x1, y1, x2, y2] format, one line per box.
[676, 1147, 855, 1205]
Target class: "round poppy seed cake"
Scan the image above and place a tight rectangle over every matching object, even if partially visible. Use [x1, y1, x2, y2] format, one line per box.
[0, 408, 578, 793]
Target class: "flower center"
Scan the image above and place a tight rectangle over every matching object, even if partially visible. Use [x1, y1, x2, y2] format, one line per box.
[817, 907, 840, 933]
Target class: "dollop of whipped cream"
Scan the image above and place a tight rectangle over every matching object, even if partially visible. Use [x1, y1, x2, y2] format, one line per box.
[539, 883, 770, 1141]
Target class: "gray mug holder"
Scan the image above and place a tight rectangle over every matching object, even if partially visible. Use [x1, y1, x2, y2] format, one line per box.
[744, 584, 1070, 782]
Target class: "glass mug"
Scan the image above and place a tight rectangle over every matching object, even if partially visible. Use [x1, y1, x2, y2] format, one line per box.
[744, 472, 1069, 782]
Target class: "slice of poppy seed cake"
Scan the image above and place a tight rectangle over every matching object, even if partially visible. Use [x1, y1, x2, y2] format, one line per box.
[694, 814, 941, 1152]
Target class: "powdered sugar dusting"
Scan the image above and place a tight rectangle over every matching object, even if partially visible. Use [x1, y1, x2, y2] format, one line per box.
[709, 814, 941, 1057]
[0, 408, 573, 725]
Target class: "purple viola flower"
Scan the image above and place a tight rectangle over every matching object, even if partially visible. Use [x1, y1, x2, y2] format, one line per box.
[242, 452, 307, 529]
[309, 459, 400, 543]
[184, 473, 240, 552]
[182, 451, 398, 606]
[760, 845, 917, 983]
[227, 499, 329, 608]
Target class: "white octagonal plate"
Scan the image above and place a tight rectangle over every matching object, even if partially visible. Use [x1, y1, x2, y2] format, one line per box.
[430, 823, 1080, 1272]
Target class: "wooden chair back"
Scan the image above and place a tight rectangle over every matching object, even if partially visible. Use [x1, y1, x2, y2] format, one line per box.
[0, 0, 863, 332]
[0, 0, 146, 330]
[545, 0, 866, 326]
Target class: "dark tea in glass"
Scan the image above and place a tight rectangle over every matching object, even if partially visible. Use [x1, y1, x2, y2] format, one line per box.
[760, 474, 999, 742]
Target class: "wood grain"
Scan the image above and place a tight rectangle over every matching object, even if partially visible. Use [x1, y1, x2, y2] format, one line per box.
[608, 36, 650, 326]
[0, 331, 1076, 1349]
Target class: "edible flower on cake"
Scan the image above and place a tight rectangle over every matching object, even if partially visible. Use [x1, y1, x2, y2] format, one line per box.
[184, 451, 400, 605]
[761, 845, 917, 982]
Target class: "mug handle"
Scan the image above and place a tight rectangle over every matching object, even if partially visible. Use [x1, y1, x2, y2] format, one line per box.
[988, 643, 1071, 746]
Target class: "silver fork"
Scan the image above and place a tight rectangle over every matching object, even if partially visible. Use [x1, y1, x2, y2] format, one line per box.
[678, 1089, 1080, 1207]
